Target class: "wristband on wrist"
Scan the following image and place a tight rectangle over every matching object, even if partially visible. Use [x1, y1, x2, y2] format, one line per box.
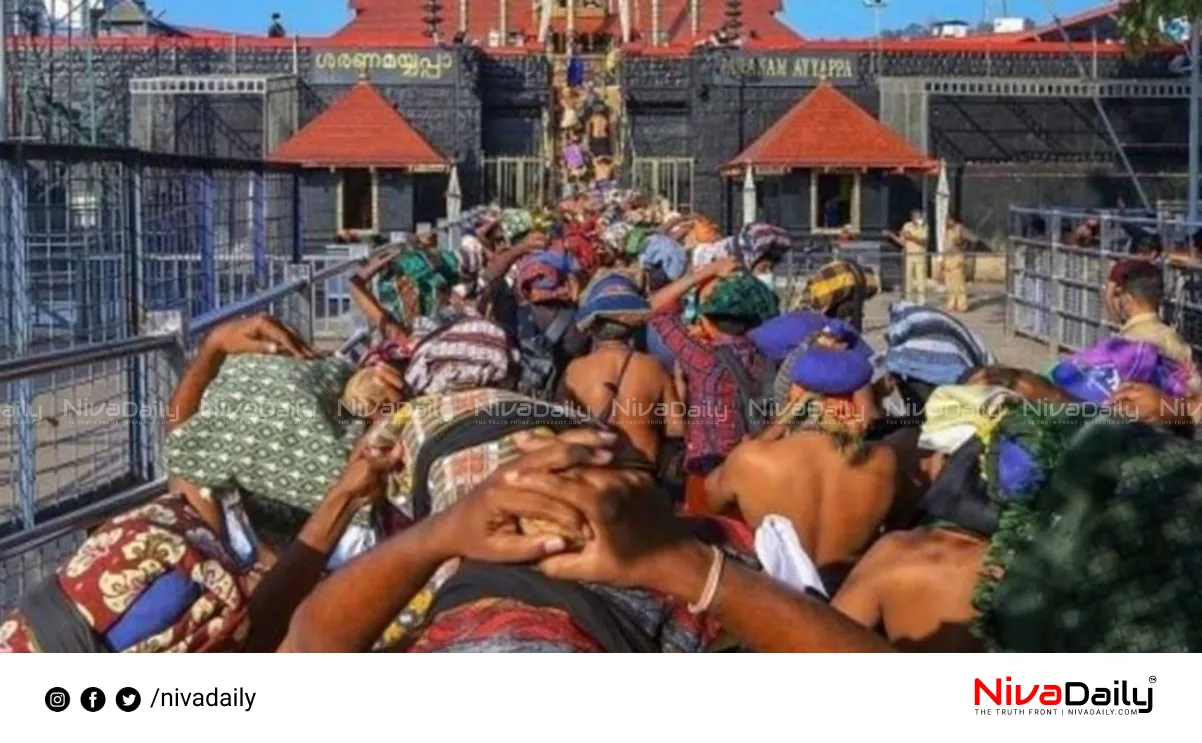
[687, 545, 726, 615]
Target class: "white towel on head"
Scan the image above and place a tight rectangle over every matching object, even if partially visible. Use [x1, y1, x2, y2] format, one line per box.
[754, 515, 828, 599]
[917, 424, 979, 455]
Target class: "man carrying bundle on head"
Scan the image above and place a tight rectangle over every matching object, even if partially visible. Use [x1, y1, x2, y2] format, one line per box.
[558, 272, 683, 465]
[792, 257, 881, 333]
[646, 257, 779, 515]
[705, 321, 912, 593]
[512, 248, 590, 400]
[831, 382, 1024, 652]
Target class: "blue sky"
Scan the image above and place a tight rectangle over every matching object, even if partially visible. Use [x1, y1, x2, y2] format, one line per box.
[152, 0, 1104, 38]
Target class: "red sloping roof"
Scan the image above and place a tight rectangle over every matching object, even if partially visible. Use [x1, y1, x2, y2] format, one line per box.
[269, 80, 450, 169]
[723, 80, 936, 174]
[338, 0, 801, 48]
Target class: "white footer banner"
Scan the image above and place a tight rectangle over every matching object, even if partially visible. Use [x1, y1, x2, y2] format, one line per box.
[0, 654, 1189, 740]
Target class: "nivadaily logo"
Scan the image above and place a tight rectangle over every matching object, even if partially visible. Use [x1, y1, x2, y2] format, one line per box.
[974, 677, 1153, 715]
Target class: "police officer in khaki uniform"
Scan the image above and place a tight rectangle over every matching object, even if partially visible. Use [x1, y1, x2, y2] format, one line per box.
[889, 210, 928, 304]
[942, 217, 969, 313]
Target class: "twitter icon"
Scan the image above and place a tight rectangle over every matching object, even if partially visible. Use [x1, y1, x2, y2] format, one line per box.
[116, 687, 141, 712]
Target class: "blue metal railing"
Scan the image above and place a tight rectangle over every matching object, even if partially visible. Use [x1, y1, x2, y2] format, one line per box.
[0, 244, 386, 610]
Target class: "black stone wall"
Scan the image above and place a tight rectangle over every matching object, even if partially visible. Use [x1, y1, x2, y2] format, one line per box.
[479, 55, 550, 158]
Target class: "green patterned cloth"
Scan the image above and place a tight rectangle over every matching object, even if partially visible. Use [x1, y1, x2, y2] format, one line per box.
[623, 226, 650, 256]
[499, 208, 534, 243]
[699, 271, 780, 325]
[975, 417, 1202, 652]
[375, 249, 458, 324]
[165, 354, 367, 525]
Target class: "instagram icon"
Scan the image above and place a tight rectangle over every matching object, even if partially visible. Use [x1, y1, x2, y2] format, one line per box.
[44, 687, 70, 712]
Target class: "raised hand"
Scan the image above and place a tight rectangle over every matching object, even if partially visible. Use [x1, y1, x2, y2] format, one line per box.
[205, 313, 317, 359]
[330, 444, 406, 511]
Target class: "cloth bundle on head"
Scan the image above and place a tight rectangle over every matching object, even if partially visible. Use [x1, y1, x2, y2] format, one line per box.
[737, 222, 793, 267]
[640, 234, 688, 282]
[459, 205, 499, 236]
[456, 234, 487, 286]
[699, 271, 780, 326]
[660, 211, 687, 236]
[794, 259, 881, 313]
[686, 218, 720, 247]
[1049, 337, 1192, 404]
[0, 494, 261, 653]
[562, 221, 599, 274]
[975, 417, 1202, 652]
[402, 318, 519, 397]
[498, 208, 534, 243]
[376, 249, 458, 323]
[602, 221, 631, 252]
[750, 310, 871, 362]
[691, 237, 736, 270]
[786, 322, 874, 397]
[515, 250, 580, 304]
[343, 337, 414, 415]
[884, 301, 996, 387]
[576, 272, 650, 331]
[981, 403, 1089, 507]
[919, 384, 1018, 455]
[360, 337, 412, 369]
[624, 225, 652, 256]
[166, 355, 367, 534]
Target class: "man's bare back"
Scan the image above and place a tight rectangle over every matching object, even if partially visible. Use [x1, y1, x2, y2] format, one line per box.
[832, 526, 988, 652]
[560, 343, 682, 463]
[706, 430, 907, 582]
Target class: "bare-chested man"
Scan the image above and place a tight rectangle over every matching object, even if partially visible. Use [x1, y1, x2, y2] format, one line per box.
[559, 273, 682, 463]
[832, 520, 989, 652]
[704, 324, 921, 588]
[832, 381, 1035, 652]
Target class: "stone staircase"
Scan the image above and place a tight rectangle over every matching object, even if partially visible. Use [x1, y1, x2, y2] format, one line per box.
[547, 52, 627, 199]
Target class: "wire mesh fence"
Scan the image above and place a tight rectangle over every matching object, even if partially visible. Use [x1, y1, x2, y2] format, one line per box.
[0, 144, 319, 536]
[1006, 206, 1202, 359]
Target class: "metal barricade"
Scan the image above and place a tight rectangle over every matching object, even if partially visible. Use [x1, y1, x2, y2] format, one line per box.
[0, 246, 382, 610]
[483, 157, 546, 208]
[1006, 206, 1202, 359]
[630, 157, 694, 213]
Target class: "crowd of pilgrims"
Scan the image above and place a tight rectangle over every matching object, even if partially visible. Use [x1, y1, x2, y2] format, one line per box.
[4, 187, 1202, 653]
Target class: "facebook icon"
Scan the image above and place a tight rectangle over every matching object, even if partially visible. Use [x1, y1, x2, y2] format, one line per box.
[80, 687, 106, 712]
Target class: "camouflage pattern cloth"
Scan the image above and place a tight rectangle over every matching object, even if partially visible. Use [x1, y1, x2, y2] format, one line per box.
[975, 414, 1202, 652]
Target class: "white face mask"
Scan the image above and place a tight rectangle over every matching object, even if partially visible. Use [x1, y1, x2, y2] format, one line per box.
[756, 272, 775, 288]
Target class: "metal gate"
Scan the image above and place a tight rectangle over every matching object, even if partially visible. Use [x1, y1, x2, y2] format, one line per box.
[483, 157, 546, 208]
[630, 157, 694, 212]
